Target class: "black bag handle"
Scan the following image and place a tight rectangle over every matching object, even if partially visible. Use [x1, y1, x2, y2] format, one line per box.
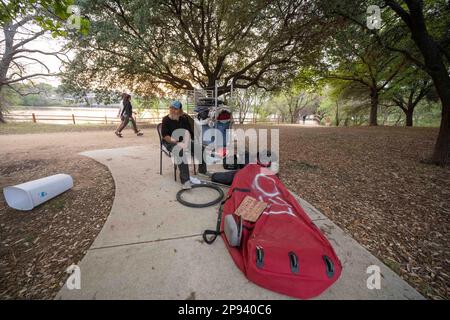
[202, 188, 250, 245]
[256, 246, 264, 269]
[323, 255, 335, 278]
[288, 251, 299, 274]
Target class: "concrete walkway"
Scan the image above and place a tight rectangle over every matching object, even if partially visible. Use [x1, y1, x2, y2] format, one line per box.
[56, 141, 423, 300]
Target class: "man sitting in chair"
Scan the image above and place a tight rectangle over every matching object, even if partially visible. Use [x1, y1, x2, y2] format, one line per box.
[161, 100, 207, 189]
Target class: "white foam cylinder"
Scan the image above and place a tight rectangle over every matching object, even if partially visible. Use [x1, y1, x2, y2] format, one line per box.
[3, 174, 73, 211]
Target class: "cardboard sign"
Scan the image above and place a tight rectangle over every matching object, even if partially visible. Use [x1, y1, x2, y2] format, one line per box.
[235, 195, 267, 222]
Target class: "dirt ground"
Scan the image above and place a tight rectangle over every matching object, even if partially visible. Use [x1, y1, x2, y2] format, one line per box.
[0, 124, 448, 299]
[0, 127, 150, 299]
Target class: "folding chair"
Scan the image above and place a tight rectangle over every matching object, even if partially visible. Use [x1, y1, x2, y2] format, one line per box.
[157, 123, 196, 182]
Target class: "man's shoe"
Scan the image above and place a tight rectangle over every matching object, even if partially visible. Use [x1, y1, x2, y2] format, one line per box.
[198, 165, 208, 175]
[182, 181, 192, 190]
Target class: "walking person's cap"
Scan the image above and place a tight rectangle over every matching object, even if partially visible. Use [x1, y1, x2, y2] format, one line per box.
[170, 100, 182, 109]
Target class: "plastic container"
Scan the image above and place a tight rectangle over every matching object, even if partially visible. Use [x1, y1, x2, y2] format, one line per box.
[3, 174, 73, 211]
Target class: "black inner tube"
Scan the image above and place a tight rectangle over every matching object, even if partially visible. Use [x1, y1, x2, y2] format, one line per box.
[176, 183, 224, 208]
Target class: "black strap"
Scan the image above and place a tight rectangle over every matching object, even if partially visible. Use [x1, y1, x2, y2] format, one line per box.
[202, 188, 250, 245]
[202, 203, 224, 244]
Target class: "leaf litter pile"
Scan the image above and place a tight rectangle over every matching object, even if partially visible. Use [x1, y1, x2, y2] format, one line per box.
[0, 156, 114, 299]
[0, 128, 151, 299]
[275, 126, 449, 300]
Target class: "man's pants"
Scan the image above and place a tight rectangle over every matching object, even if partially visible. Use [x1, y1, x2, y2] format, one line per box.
[117, 115, 138, 133]
[164, 141, 207, 184]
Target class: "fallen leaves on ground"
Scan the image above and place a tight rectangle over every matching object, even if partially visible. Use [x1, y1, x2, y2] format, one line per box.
[0, 156, 114, 299]
[273, 126, 449, 300]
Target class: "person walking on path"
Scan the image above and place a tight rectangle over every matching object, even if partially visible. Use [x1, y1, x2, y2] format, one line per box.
[115, 93, 144, 137]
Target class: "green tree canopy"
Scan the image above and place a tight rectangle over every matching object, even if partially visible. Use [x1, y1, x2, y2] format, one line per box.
[63, 0, 334, 96]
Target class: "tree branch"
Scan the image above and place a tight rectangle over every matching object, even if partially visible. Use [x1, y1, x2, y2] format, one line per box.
[3, 72, 59, 85]
[384, 0, 412, 28]
[334, 6, 426, 70]
[6, 83, 44, 96]
[12, 29, 45, 50]
[11, 55, 51, 73]
[13, 48, 69, 63]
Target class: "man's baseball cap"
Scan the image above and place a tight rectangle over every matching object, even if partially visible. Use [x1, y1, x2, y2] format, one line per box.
[170, 100, 182, 109]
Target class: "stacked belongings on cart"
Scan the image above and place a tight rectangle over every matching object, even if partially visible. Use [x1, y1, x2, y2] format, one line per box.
[203, 163, 342, 299]
[194, 98, 232, 154]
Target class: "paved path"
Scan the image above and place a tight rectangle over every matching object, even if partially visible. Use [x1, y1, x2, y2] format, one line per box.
[56, 142, 423, 299]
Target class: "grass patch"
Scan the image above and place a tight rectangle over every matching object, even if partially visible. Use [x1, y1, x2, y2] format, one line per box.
[383, 258, 402, 275]
[24, 235, 34, 243]
[50, 198, 66, 210]
[288, 160, 320, 171]
[0, 122, 156, 135]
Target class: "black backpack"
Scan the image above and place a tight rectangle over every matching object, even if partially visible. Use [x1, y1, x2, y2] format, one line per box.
[211, 170, 237, 186]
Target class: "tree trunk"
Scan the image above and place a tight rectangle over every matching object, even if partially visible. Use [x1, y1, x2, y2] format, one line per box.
[413, 34, 450, 165]
[0, 86, 6, 123]
[422, 58, 450, 165]
[335, 101, 340, 126]
[405, 109, 414, 127]
[0, 106, 5, 123]
[432, 92, 450, 165]
[289, 109, 295, 124]
[369, 88, 378, 126]
[1, 24, 14, 124]
[416, 42, 450, 165]
[393, 0, 450, 165]
[288, 104, 295, 124]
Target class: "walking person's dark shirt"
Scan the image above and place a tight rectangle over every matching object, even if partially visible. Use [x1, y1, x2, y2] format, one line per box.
[121, 99, 133, 117]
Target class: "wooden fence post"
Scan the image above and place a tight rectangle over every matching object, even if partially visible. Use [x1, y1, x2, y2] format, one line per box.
[32, 113, 36, 123]
[72, 114, 76, 124]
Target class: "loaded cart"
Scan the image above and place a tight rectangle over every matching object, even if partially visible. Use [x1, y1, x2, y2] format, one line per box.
[186, 88, 234, 162]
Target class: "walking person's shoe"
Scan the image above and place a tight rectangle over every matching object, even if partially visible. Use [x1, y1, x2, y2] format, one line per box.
[136, 130, 144, 136]
[182, 181, 192, 190]
[115, 131, 123, 138]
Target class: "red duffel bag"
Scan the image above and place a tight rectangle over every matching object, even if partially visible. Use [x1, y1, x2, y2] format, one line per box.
[203, 164, 342, 299]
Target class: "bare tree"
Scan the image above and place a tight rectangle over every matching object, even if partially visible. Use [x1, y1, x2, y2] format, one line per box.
[0, 12, 69, 122]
